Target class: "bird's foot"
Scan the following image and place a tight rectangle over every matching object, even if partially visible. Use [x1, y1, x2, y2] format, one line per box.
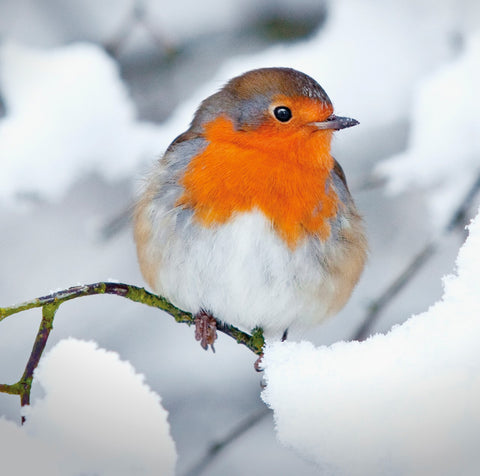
[194, 311, 217, 352]
[254, 353, 264, 372]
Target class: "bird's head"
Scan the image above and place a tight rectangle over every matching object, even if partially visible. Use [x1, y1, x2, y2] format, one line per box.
[190, 67, 358, 147]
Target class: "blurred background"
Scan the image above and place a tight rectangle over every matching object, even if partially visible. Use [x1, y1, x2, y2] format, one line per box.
[0, 1, 479, 474]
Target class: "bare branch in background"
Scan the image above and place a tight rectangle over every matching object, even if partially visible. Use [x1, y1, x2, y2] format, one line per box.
[103, 0, 177, 59]
[353, 172, 480, 341]
[182, 407, 271, 476]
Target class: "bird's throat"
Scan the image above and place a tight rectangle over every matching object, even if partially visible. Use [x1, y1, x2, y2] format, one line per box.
[177, 116, 338, 248]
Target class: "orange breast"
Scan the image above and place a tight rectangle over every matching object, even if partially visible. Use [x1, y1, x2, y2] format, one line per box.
[177, 115, 338, 248]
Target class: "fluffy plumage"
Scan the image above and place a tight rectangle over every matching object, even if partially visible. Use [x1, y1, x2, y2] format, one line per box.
[134, 67, 367, 338]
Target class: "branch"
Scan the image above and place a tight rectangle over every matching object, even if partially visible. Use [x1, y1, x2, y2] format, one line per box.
[183, 406, 271, 476]
[352, 172, 480, 341]
[0, 282, 264, 414]
[103, 0, 177, 59]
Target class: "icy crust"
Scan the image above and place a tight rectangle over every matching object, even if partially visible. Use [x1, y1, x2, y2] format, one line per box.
[262, 208, 480, 476]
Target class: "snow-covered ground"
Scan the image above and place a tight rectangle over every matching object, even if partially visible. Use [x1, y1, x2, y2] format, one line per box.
[0, 1, 479, 474]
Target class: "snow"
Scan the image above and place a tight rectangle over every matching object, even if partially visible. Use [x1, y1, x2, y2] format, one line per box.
[0, 418, 63, 476]
[1, 1, 480, 475]
[376, 31, 480, 229]
[0, 0, 131, 47]
[0, 338, 176, 476]
[261, 207, 480, 476]
[0, 41, 162, 202]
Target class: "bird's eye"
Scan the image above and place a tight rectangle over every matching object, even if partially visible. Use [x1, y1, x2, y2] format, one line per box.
[273, 106, 292, 122]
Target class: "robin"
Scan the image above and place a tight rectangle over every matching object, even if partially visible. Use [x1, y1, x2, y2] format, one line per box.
[134, 67, 367, 352]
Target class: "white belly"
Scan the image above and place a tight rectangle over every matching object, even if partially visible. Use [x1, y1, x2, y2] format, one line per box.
[151, 209, 347, 338]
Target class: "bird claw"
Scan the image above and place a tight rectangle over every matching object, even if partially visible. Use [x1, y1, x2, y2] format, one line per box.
[194, 312, 217, 352]
[254, 353, 264, 372]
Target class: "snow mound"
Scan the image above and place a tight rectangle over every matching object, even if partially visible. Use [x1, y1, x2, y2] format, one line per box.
[262, 208, 480, 476]
[0, 41, 162, 202]
[1, 338, 176, 475]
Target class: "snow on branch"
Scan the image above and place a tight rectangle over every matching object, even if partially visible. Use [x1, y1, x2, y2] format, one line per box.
[261, 207, 480, 476]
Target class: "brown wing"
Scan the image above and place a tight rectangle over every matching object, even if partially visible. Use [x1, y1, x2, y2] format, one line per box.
[165, 129, 201, 154]
[332, 159, 350, 192]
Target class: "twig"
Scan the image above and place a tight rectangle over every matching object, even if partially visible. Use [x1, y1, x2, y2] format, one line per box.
[0, 282, 264, 413]
[353, 241, 436, 341]
[445, 173, 480, 233]
[182, 406, 271, 476]
[0, 303, 58, 422]
[104, 0, 177, 59]
[353, 172, 480, 341]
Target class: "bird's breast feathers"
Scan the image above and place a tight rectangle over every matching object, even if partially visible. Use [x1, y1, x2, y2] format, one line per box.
[176, 115, 339, 248]
[134, 146, 366, 336]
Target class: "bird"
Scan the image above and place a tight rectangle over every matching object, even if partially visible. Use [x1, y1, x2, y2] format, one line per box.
[134, 67, 367, 352]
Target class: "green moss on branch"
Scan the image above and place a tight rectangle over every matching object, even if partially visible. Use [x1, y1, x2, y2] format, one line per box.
[0, 282, 265, 416]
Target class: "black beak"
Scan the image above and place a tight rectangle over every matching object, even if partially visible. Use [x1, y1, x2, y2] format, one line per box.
[311, 115, 359, 131]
